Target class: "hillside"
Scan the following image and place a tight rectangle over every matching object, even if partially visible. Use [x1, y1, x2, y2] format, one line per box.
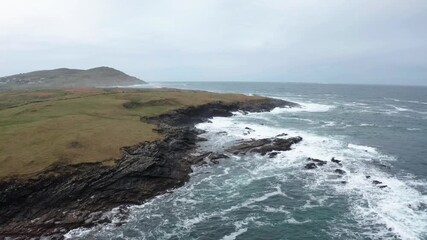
[0, 67, 145, 89]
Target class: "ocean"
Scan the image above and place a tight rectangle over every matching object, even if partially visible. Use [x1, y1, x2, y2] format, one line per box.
[67, 83, 427, 240]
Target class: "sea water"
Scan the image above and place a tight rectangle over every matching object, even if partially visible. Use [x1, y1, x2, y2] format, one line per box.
[66, 83, 427, 240]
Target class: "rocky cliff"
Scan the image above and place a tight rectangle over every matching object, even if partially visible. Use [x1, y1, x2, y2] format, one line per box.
[0, 98, 300, 239]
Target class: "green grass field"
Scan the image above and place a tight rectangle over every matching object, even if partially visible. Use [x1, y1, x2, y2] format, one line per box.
[0, 88, 263, 178]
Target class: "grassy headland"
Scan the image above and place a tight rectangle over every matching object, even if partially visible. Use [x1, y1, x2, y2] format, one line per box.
[0, 67, 145, 89]
[0, 88, 264, 178]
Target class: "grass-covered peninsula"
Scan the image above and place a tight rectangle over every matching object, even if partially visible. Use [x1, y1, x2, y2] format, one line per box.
[0, 87, 298, 238]
[0, 88, 265, 178]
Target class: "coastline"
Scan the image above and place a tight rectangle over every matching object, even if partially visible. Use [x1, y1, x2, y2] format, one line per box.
[0, 97, 299, 239]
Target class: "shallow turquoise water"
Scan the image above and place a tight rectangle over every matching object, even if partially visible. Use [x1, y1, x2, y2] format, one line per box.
[67, 83, 427, 240]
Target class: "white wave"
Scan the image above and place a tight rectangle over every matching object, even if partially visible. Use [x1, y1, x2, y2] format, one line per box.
[64, 228, 93, 239]
[388, 104, 412, 112]
[385, 98, 427, 105]
[407, 100, 427, 105]
[66, 105, 427, 240]
[407, 128, 421, 131]
[263, 206, 291, 214]
[387, 104, 427, 115]
[338, 171, 427, 240]
[221, 228, 248, 240]
[360, 123, 375, 127]
[271, 102, 335, 113]
[112, 83, 161, 89]
[285, 217, 311, 224]
[199, 114, 426, 239]
[229, 186, 291, 212]
[348, 143, 378, 154]
[321, 121, 336, 127]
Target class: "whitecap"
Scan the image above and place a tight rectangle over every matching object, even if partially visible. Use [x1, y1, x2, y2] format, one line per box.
[360, 123, 375, 127]
[387, 104, 427, 115]
[348, 143, 378, 154]
[221, 228, 248, 240]
[285, 217, 311, 224]
[271, 102, 335, 113]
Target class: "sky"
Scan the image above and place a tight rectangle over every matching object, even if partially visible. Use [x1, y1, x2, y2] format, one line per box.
[0, 0, 426, 85]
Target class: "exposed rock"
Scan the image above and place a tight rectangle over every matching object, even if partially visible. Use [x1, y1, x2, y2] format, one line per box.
[243, 127, 254, 135]
[209, 153, 230, 161]
[305, 163, 317, 169]
[269, 152, 279, 158]
[144, 99, 299, 127]
[334, 169, 346, 175]
[366, 175, 371, 179]
[0, 127, 198, 238]
[307, 158, 327, 166]
[227, 136, 302, 156]
[237, 110, 248, 115]
[0, 98, 298, 238]
[276, 133, 288, 137]
[331, 157, 342, 166]
[378, 185, 388, 189]
[372, 180, 383, 185]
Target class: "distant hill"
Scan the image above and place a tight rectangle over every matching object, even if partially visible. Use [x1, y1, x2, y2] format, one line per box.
[0, 67, 145, 89]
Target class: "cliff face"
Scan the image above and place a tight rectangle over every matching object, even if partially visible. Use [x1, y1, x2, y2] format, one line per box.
[0, 98, 299, 239]
[0, 67, 145, 89]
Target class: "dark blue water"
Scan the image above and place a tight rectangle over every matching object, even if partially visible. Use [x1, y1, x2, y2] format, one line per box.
[67, 83, 427, 240]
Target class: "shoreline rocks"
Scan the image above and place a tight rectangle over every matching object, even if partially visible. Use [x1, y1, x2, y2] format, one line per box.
[0, 98, 297, 239]
[227, 136, 303, 156]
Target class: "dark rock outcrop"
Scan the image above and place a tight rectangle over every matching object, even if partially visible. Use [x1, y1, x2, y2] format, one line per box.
[0, 128, 198, 238]
[144, 99, 298, 127]
[227, 136, 303, 156]
[276, 133, 288, 137]
[307, 158, 327, 166]
[305, 163, 318, 169]
[372, 180, 383, 185]
[334, 169, 346, 175]
[0, 97, 298, 239]
[331, 157, 342, 166]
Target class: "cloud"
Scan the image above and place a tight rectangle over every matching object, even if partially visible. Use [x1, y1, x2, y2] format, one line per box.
[0, 0, 426, 85]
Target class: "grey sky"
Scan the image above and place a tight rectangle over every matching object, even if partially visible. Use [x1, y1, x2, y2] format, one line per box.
[1, 0, 426, 85]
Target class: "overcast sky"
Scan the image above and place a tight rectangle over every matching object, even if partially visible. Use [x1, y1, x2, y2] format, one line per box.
[0, 0, 426, 85]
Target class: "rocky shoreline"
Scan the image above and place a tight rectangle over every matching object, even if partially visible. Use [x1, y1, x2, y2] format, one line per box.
[0, 98, 299, 239]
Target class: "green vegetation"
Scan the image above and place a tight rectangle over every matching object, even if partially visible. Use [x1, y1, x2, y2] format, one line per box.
[0, 67, 145, 89]
[0, 88, 263, 178]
